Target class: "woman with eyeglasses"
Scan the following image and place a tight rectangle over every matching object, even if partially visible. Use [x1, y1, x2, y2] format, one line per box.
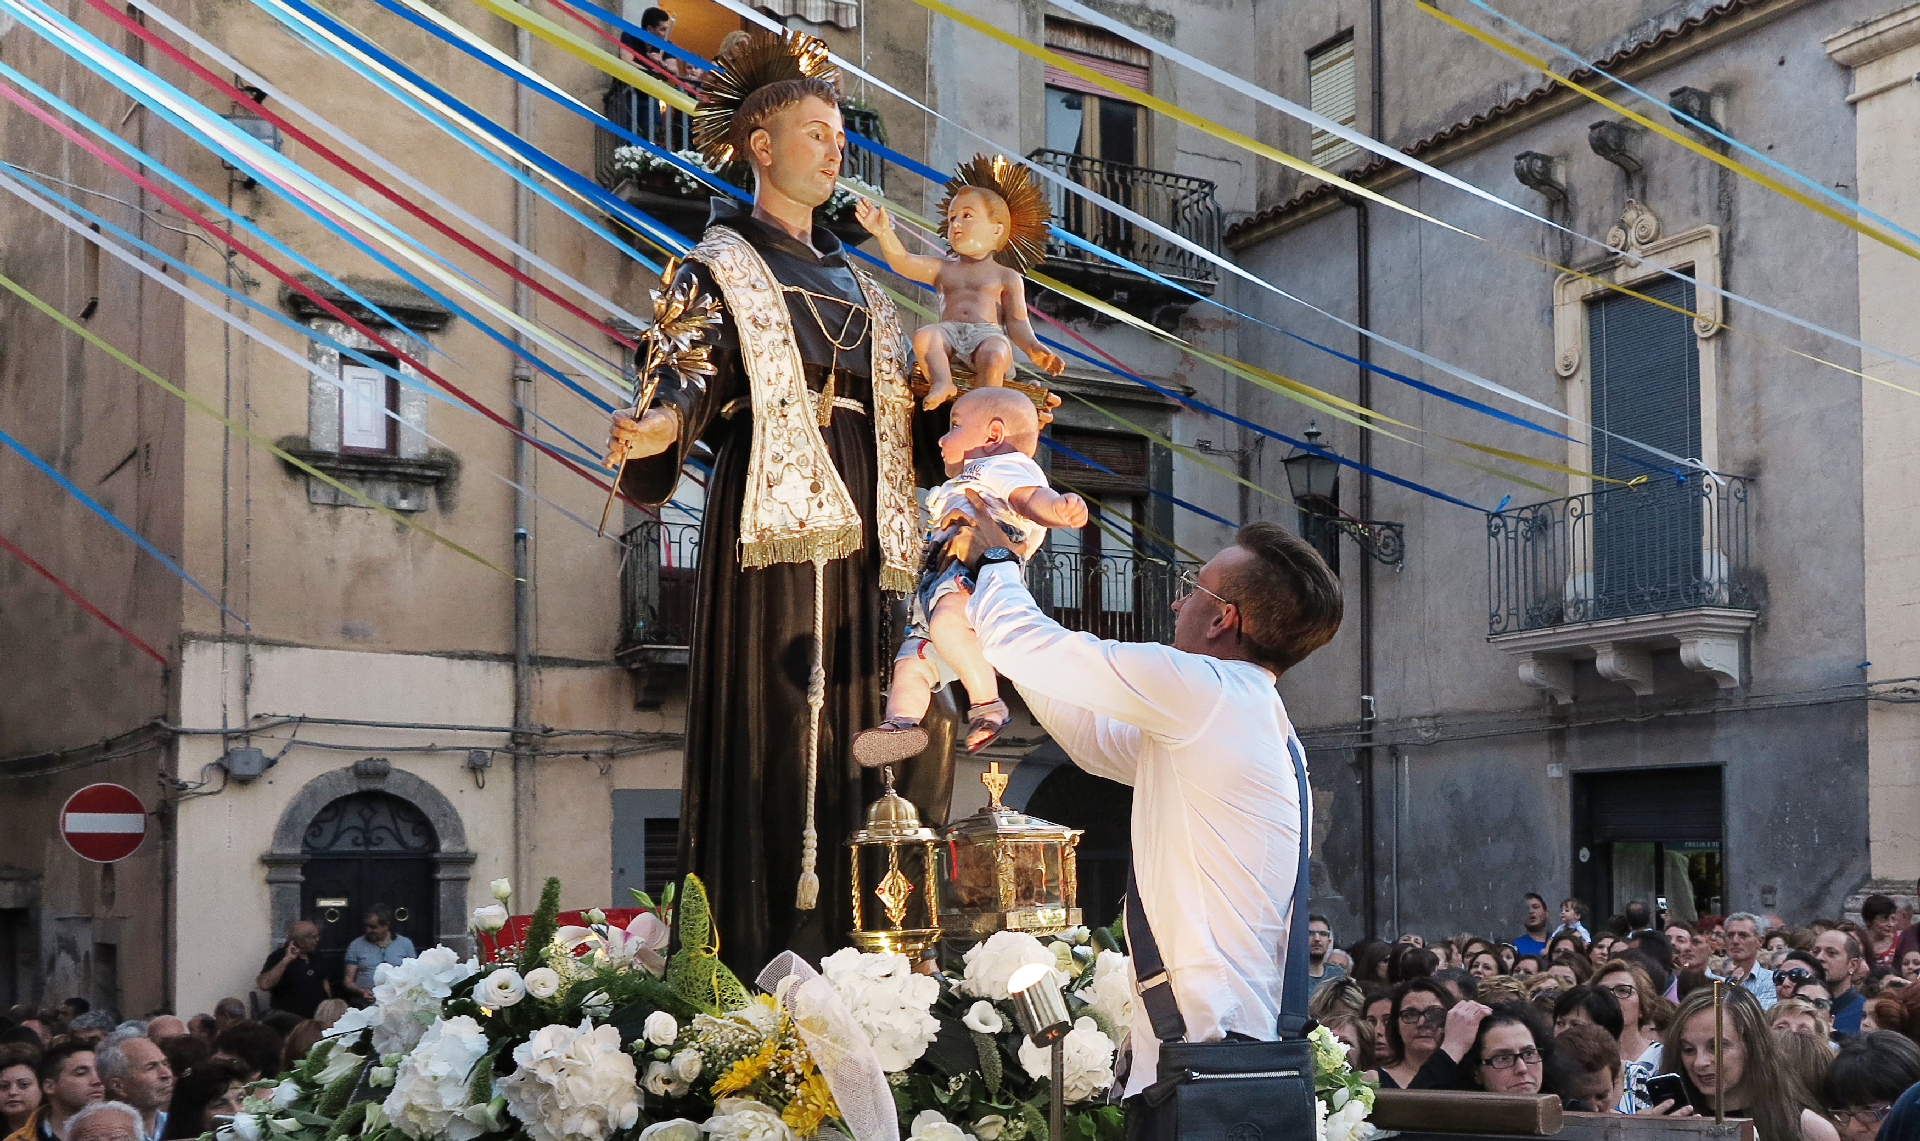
[1461, 1001, 1558, 1096]
[1596, 959, 1675, 1112]
[1825, 1032, 1920, 1141]
[1645, 986, 1840, 1141]
[1779, 952, 1826, 1002]
[1370, 979, 1491, 1090]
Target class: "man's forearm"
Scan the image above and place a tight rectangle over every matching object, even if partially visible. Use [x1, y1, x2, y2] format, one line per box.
[256, 953, 289, 990]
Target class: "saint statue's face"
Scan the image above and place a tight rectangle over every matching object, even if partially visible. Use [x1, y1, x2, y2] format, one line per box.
[945, 188, 1009, 259]
[749, 95, 845, 213]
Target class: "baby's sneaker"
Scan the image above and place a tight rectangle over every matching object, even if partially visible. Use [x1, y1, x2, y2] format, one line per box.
[853, 719, 931, 768]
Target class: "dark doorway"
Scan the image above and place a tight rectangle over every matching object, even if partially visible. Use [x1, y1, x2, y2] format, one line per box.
[300, 792, 439, 988]
[1572, 766, 1724, 924]
[1023, 763, 1132, 930]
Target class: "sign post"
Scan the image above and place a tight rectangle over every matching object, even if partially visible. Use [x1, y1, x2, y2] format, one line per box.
[60, 783, 148, 863]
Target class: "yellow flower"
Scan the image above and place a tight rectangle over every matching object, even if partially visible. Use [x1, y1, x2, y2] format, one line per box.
[711, 1037, 777, 1097]
[780, 1067, 838, 1135]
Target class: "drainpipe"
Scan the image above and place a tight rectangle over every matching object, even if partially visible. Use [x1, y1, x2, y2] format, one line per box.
[1353, 0, 1386, 940]
[510, 12, 535, 895]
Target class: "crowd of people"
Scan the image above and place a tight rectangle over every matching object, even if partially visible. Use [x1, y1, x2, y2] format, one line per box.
[1305, 891, 1920, 1141]
[0, 908, 417, 1141]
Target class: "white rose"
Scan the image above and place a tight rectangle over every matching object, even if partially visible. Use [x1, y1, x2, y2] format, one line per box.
[490, 878, 513, 902]
[908, 1110, 973, 1141]
[1017, 1017, 1114, 1103]
[223, 1114, 262, 1141]
[643, 1010, 679, 1047]
[269, 1080, 299, 1109]
[480, 968, 527, 1008]
[961, 1000, 1004, 1036]
[702, 1099, 795, 1141]
[470, 904, 508, 933]
[522, 967, 561, 1000]
[958, 931, 1061, 1001]
[585, 908, 607, 926]
[382, 1016, 491, 1141]
[642, 1060, 688, 1099]
[973, 1116, 1007, 1141]
[1326, 1097, 1371, 1141]
[670, 1049, 703, 1083]
[500, 1019, 639, 1141]
[639, 1122, 702, 1141]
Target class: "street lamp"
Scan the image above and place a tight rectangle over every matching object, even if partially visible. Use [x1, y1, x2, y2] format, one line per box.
[1281, 424, 1406, 569]
[1008, 963, 1069, 1141]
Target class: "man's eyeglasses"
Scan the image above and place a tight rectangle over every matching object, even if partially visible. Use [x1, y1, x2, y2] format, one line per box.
[1178, 567, 1233, 608]
[1775, 968, 1814, 986]
[1480, 1047, 1542, 1071]
[1397, 1007, 1447, 1027]
[1837, 1105, 1892, 1128]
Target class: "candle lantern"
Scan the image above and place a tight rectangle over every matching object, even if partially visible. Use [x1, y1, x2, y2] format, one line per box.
[846, 768, 942, 956]
[937, 761, 1082, 946]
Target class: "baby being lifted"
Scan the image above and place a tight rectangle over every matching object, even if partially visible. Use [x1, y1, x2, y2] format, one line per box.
[852, 387, 1088, 765]
[855, 154, 1065, 410]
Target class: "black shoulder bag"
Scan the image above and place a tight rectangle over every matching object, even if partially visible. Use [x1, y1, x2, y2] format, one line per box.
[1124, 735, 1317, 1141]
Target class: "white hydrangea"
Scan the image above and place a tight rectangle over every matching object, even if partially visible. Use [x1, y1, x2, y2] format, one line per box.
[701, 1100, 794, 1141]
[383, 1016, 495, 1141]
[367, 947, 479, 1055]
[638, 1122, 701, 1141]
[818, 948, 942, 1072]
[957, 931, 1061, 1001]
[500, 1019, 639, 1141]
[1083, 951, 1136, 1046]
[1016, 1017, 1114, 1104]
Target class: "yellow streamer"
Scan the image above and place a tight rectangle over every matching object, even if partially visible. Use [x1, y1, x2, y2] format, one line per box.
[1415, 0, 1920, 264]
[461, 0, 695, 113]
[0, 270, 510, 576]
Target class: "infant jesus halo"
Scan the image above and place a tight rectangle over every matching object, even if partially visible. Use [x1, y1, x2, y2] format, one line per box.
[855, 153, 1065, 410]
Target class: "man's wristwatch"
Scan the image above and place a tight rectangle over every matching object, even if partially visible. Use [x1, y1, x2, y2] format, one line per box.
[969, 546, 1020, 574]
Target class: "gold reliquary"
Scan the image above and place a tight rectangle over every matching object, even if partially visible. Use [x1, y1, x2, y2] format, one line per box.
[846, 768, 942, 957]
[937, 761, 1082, 944]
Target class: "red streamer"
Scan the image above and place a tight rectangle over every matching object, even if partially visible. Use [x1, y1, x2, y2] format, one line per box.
[0, 530, 168, 665]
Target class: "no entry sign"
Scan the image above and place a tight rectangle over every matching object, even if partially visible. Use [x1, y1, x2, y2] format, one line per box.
[61, 783, 147, 863]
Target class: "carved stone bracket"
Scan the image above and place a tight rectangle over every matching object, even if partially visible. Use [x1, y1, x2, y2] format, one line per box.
[1491, 606, 1757, 701]
[1593, 641, 1655, 696]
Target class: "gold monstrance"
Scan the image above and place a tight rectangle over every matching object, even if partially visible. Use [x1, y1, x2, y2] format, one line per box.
[936, 761, 1082, 947]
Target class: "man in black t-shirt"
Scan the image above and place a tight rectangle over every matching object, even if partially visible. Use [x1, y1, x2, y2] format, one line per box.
[254, 920, 329, 1018]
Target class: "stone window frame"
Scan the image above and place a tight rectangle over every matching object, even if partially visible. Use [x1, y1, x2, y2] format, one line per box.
[306, 321, 432, 460]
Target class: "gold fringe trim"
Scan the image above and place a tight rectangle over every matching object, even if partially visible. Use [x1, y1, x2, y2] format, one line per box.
[881, 565, 915, 594]
[739, 525, 863, 570]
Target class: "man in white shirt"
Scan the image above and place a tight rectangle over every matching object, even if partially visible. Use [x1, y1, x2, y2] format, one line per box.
[950, 499, 1343, 1101]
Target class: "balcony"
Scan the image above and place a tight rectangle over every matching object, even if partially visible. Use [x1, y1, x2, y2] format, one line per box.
[1027, 148, 1222, 317]
[594, 89, 885, 246]
[1485, 473, 1756, 702]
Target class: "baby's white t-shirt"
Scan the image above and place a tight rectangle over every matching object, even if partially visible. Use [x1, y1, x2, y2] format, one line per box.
[924, 451, 1051, 558]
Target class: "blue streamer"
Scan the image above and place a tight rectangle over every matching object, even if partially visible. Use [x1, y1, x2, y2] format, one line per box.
[1039, 436, 1236, 531]
[0, 422, 240, 624]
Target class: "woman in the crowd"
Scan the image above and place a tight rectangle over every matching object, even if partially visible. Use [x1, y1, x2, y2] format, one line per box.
[1497, 943, 1519, 973]
[1596, 958, 1672, 1110]
[1548, 954, 1593, 989]
[1548, 932, 1589, 968]
[1553, 985, 1625, 1039]
[1591, 936, 1619, 970]
[1390, 945, 1440, 984]
[1824, 1032, 1920, 1141]
[1460, 1001, 1558, 1097]
[1478, 976, 1532, 1008]
[1467, 951, 1503, 981]
[1556, 1022, 1626, 1112]
[1779, 952, 1826, 1002]
[1776, 1030, 1835, 1114]
[1353, 939, 1396, 986]
[1311, 977, 1369, 1022]
[311, 1000, 347, 1032]
[210, 1022, 283, 1083]
[1899, 949, 1920, 985]
[1645, 986, 1839, 1141]
[279, 1021, 323, 1074]
[1772, 997, 1836, 1042]
[0, 1042, 41, 1137]
[1320, 1011, 1379, 1073]
[1863, 996, 1908, 1037]
[1364, 991, 1395, 1057]
[1861, 897, 1902, 971]
[1372, 979, 1487, 1090]
[163, 1060, 247, 1140]
[1514, 954, 1545, 978]
[1528, 973, 1568, 1017]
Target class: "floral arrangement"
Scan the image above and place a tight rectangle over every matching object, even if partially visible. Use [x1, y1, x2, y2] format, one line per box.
[606, 146, 883, 223]
[216, 878, 1371, 1141]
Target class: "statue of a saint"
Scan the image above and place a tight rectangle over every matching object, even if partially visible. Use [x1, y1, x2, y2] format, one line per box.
[605, 30, 956, 976]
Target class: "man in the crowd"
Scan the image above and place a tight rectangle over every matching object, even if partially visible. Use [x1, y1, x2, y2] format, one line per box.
[1666, 920, 1707, 972]
[62, 1018, 112, 1050]
[61, 1103, 141, 1141]
[138, 1019, 184, 1043]
[1720, 912, 1777, 1008]
[1327, 948, 1354, 975]
[208, 1002, 246, 1036]
[1514, 893, 1550, 957]
[255, 921, 329, 1018]
[342, 908, 415, 1003]
[1309, 915, 1347, 984]
[1816, 928, 1867, 1035]
[93, 1040, 169, 1141]
[18, 1042, 102, 1141]
[1623, 900, 1653, 932]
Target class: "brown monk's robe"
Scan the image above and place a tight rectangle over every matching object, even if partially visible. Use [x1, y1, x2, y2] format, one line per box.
[620, 198, 957, 978]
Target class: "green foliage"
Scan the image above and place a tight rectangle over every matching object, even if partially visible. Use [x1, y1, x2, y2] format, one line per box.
[663, 875, 747, 1013]
[315, 1063, 363, 1118]
[971, 1030, 1002, 1097]
[516, 877, 563, 973]
[464, 1055, 495, 1110]
[321, 1101, 368, 1141]
[628, 889, 655, 911]
[1020, 1100, 1050, 1141]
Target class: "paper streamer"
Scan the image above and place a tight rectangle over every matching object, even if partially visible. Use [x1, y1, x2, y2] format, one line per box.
[0, 529, 169, 665]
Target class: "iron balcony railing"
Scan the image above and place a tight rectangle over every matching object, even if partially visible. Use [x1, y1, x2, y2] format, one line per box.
[595, 88, 886, 191]
[618, 519, 1193, 652]
[1486, 473, 1753, 636]
[1027, 149, 1222, 285]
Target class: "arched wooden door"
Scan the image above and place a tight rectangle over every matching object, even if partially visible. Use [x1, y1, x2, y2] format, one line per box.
[299, 791, 439, 987]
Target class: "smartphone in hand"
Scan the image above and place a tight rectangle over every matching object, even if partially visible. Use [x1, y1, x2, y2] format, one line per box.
[1645, 1073, 1687, 1110]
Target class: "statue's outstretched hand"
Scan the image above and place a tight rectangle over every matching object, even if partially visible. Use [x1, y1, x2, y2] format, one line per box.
[604, 406, 679, 468]
[854, 197, 892, 238]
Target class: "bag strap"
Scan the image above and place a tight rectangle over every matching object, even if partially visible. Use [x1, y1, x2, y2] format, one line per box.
[1126, 732, 1314, 1043]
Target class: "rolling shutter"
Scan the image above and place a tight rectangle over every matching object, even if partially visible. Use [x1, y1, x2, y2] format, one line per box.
[1582, 766, 1723, 842]
[1308, 36, 1358, 166]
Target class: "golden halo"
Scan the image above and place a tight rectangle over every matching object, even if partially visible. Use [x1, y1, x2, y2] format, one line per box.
[936, 154, 1052, 272]
[692, 29, 841, 166]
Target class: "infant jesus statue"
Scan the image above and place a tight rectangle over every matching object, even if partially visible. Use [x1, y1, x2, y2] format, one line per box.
[855, 153, 1065, 409]
[852, 386, 1088, 766]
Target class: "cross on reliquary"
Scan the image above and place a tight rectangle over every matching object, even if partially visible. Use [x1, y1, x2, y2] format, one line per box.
[982, 760, 1009, 810]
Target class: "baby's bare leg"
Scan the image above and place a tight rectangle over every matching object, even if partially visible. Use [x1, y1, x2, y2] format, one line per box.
[928, 593, 1002, 748]
[913, 326, 959, 409]
[970, 336, 1014, 387]
[884, 648, 941, 724]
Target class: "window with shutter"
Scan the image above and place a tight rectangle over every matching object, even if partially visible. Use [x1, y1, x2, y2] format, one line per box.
[1308, 35, 1358, 166]
[340, 362, 396, 453]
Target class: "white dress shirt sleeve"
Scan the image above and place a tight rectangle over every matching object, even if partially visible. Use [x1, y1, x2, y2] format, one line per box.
[966, 562, 1227, 746]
